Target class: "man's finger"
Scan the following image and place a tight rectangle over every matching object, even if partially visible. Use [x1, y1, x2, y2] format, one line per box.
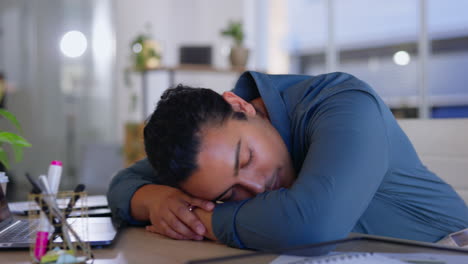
[187, 197, 215, 211]
[167, 211, 203, 240]
[146, 225, 158, 233]
[174, 203, 206, 236]
[158, 221, 190, 240]
[165, 228, 194, 240]
[146, 223, 189, 240]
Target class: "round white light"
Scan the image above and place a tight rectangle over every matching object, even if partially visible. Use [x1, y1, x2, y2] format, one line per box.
[132, 43, 143, 53]
[60, 31, 87, 58]
[393, 51, 410, 66]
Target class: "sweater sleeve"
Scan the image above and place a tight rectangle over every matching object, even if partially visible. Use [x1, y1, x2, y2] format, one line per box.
[107, 158, 162, 226]
[212, 91, 389, 250]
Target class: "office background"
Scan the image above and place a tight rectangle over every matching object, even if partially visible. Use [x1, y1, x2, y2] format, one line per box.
[0, 0, 467, 200]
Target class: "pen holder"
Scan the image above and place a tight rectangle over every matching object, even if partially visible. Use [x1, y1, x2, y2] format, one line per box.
[28, 191, 93, 264]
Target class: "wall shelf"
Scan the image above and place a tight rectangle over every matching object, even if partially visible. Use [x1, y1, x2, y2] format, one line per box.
[137, 64, 248, 120]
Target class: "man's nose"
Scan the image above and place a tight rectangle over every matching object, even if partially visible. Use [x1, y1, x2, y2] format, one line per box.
[238, 174, 266, 194]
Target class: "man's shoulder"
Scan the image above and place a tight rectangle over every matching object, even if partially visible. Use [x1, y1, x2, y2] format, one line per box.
[281, 72, 377, 114]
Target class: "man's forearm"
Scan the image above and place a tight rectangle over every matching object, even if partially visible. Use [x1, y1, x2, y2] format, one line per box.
[107, 158, 157, 225]
[130, 184, 161, 221]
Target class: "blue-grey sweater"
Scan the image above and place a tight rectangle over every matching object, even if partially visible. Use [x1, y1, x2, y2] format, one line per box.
[107, 71, 468, 250]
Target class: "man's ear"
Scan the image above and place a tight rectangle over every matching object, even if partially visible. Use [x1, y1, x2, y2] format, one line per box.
[222, 92, 256, 117]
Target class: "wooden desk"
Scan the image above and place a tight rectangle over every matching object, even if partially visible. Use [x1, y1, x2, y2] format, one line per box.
[0, 227, 251, 264]
[4, 228, 467, 263]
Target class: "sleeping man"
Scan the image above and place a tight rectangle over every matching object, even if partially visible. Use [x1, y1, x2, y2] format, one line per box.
[108, 71, 468, 250]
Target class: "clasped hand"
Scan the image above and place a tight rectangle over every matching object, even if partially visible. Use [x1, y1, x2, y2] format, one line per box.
[144, 186, 214, 240]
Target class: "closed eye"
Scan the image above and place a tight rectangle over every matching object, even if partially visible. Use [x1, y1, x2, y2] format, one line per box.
[242, 149, 254, 169]
[213, 187, 235, 203]
[223, 188, 236, 201]
[212, 188, 231, 203]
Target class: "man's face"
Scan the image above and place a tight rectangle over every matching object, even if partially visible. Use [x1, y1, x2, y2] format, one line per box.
[180, 113, 296, 202]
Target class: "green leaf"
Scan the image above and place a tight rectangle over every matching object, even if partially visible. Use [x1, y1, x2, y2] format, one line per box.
[0, 109, 22, 132]
[0, 147, 9, 170]
[220, 21, 244, 46]
[0, 132, 32, 147]
[12, 144, 23, 163]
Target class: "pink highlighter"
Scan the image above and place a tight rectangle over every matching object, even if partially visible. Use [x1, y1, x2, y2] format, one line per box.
[34, 176, 52, 259]
[34, 225, 49, 259]
[34, 160, 63, 260]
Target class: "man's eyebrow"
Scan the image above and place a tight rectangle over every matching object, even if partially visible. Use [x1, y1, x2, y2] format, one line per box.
[234, 139, 241, 177]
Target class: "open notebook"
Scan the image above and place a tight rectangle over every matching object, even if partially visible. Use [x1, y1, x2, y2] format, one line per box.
[271, 252, 405, 264]
[188, 236, 468, 264]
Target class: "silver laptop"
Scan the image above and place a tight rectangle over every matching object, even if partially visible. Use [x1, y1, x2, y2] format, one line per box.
[0, 186, 118, 249]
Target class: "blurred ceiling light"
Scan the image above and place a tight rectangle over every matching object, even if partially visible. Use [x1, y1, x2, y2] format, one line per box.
[393, 51, 410, 66]
[60, 30, 87, 58]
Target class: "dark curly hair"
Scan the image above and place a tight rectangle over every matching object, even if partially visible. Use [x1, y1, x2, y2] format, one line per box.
[144, 85, 247, 187]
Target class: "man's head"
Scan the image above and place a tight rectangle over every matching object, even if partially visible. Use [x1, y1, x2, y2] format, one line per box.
[144, 85, 295, 202]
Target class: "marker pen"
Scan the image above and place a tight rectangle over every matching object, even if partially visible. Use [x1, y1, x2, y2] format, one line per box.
[47, 160, 62, 195]
[38, 175, 57, 233]
[37, 174, 75, 251]
[35, 175, 53, 260]
[34, 212, 50, 260]
[38, 175, 53, 195]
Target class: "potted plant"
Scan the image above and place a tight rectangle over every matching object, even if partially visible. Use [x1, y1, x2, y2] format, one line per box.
[221, 21, 249, 68]
[124, 30, 161, 166]
[0, 109, 32, 170]
[131, 34, 162, 71]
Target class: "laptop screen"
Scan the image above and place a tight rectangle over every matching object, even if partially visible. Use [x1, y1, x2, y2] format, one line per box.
[0, 186, 12, 226]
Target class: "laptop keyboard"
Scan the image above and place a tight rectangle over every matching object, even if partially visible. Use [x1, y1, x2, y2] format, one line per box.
[0, 219, 39, 243]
